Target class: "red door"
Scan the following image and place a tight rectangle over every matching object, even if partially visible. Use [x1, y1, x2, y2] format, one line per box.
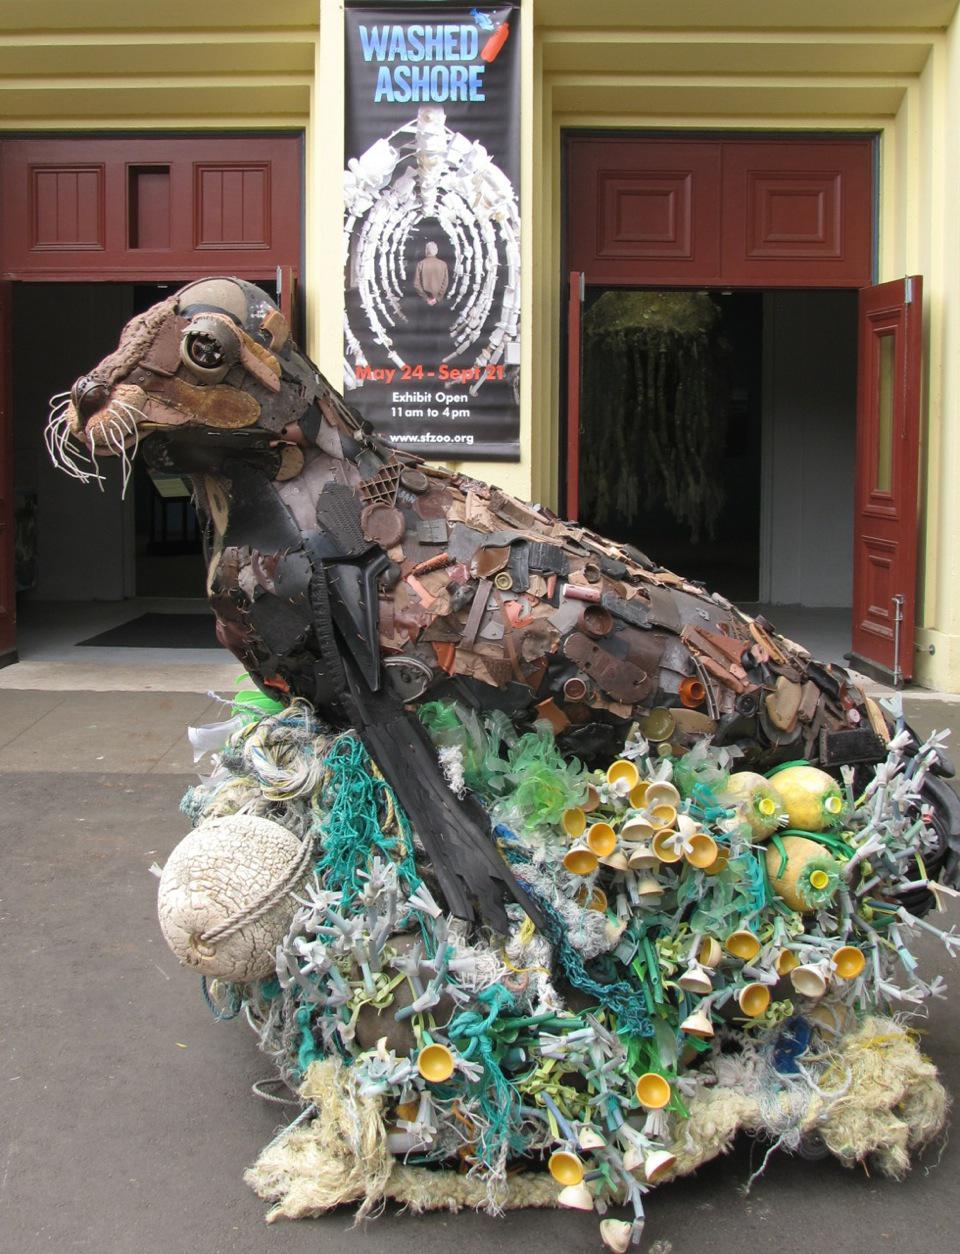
[850, 277, 923, 685]
[0, 281, 14, 663]
[565, 271, 584, 519]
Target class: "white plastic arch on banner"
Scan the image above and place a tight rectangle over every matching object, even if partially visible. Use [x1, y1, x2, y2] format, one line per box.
[343, 105, 521, 398]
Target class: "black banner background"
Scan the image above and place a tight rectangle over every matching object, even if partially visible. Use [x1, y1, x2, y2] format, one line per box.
[343, 2, 521, 460]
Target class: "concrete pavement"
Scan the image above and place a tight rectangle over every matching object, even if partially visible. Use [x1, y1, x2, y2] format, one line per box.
[1, 690, 959, 1254]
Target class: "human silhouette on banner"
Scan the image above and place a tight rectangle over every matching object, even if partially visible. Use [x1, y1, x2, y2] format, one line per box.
[413, 241, 449, 306]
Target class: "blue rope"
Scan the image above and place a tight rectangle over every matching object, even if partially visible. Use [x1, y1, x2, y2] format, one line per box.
[200, 975, 242, 1021]
[314, 735, 420, 901]
[447, 984, 525, 1168]
[520, 886, 654, 1039]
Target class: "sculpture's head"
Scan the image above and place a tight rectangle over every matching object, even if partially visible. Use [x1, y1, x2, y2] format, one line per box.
[46, 276, 365, 489]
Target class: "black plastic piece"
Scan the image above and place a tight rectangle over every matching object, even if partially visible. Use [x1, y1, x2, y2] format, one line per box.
[221, 462, 303, 553]
[819, 727, 886, 767]
[341, 664, 542, 932]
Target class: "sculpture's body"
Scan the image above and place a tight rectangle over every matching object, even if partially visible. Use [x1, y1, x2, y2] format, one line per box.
[49, 278, 957, 926]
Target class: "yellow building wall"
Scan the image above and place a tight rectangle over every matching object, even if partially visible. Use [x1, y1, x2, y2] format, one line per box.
[914, 15, 960, 688]
[3, 1, 960, 688]
[526, 4, 960, 692]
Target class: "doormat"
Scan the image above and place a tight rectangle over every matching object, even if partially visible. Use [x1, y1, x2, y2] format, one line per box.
[77, 613, 219, 649]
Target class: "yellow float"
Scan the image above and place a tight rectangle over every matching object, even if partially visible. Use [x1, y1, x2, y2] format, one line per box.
[765, 834, 843, 913]
[768, 764, 845, 832]
[723, 770, 787, 840]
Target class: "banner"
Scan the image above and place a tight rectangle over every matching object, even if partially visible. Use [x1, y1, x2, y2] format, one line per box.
[343, 2, 521, 460]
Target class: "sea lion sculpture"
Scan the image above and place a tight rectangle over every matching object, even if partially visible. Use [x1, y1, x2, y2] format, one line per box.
[48, 277, 960, 928]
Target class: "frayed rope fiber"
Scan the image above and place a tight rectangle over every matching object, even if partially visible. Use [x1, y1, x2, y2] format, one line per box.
[245, 1058, 562, 1221]
[245, 1017, 948, 1222]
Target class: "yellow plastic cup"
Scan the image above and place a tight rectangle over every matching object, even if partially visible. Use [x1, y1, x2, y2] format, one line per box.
[417, 1043, 455, 1083]
[586, 821, 617, 858]
[725, 930, 761, 962]
[638, 709, 675, 743]
[577, 884, 608, 913]
[548, 1149, 585, 1186]
[607, 759, 640, 791]
[698, 938, 723, 968]
[703, 849, 729, 877]
[775, 949, 799, 976]
[652, 829, 682, 863]
[628, 781, 650, 809]
[649, 803, 678, 828]
[562, 807, 587, 839]
[635, 1072, 671, 1110]
[738, 982, 772, 1017]
[832, 946, 866, 980]
[685, 832, 719, 869]
[563, 843, 599, 876]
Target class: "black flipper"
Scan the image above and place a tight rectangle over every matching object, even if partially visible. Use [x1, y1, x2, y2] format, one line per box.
[341, 666, 542, 932]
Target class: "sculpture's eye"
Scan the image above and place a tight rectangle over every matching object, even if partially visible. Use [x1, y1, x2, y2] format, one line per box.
[179, 316, 241, 383]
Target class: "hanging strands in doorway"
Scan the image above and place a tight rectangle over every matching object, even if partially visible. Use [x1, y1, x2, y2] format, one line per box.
[580, 291, 726, 542]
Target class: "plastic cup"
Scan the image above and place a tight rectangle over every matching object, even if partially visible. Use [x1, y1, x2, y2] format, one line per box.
[635, 1072, 671, 1109]
[562, 807, 587, 839]
[790, 964, 828, 999]
[652, 829, 682, 863]
[417, 1043, 455, 1083]
[586, 821, 617, 857]
[738, 982, 771, 1017]
[685, 832, 718, 869]
[832, 946, 866, 980]
[725, 930, 761, 961]
[563, 843, 599, 876]
[628, 781, 650, 808]
[548, 1149, 585, 1186]
[606, 759, 640, 791]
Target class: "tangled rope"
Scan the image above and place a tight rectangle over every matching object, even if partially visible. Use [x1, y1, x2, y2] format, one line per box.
[200, 832, 317, 946]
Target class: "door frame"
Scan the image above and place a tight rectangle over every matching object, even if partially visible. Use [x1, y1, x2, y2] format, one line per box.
[0, 131, 305, 666]
[561, 130, 905, 644]
[561, 127, 879, 521]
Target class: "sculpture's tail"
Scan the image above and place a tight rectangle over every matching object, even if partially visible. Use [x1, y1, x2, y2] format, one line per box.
[342, 670, 541, 933]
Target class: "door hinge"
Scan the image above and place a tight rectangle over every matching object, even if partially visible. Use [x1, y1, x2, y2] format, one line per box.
[904, 276, 915, 305]
[578, 272, 585, 302]
[276, 265, 283, 302]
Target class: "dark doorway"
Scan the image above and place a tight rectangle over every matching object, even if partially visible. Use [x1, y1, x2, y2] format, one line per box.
[575, 288, 859, 611]
[11, 278, 276, 629]
[577, 289, 763, 601]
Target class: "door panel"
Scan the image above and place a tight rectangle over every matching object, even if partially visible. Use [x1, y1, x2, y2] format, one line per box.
[565, 270, 584, 519]
[851, 276, 922, 684]
[721, 141, 873, 286]
[0, 280, 15, 662]
[566, 139, 722, 285]
[565, 135, 873, 288]
[1, 136, 302, 282]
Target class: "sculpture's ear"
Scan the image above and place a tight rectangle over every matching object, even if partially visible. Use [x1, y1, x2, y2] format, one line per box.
[179, 314, 242, 384]
[260, 307, 290, 352]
